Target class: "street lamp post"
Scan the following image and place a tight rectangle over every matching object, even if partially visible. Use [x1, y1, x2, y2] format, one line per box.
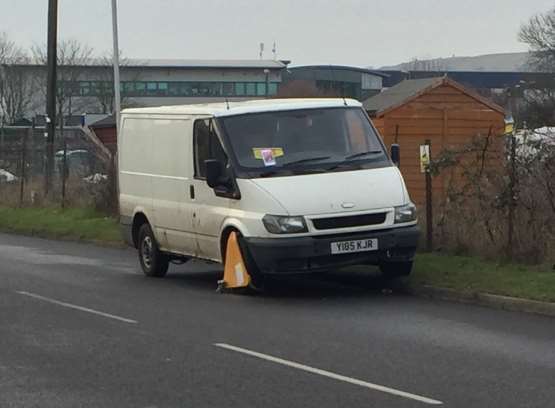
[111, 0, 121, 134]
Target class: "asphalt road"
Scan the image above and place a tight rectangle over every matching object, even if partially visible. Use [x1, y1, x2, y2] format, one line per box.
[1, 233, 554, 408]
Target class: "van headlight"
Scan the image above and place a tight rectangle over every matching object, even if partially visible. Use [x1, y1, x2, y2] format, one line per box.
[394, 203, 417, 224]
[262, 215, 308, 234]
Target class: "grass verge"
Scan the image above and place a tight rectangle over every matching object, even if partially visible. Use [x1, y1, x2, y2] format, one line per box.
[412, 253, 555, 303]
[0, 207, 122, 245]
[1, 207, 553, 303]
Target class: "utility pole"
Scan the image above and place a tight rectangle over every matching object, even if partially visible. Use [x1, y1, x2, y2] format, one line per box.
[45, 0, 58, 196]
[111, 0, 122, 134]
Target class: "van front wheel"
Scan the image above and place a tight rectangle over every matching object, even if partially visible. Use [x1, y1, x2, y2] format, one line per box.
[138, 224, 169, 277]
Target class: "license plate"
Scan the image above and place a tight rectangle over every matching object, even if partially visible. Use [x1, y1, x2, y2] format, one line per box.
[330, 238, 378, 255]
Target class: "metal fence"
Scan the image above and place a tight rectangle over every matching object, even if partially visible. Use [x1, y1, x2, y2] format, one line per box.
[430, 129, 555, 264]
[0, 125, 116, 212]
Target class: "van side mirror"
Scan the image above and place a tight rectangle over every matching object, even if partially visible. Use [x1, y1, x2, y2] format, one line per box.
[205, 159, 223, 188]
[390, 144, 400, 167]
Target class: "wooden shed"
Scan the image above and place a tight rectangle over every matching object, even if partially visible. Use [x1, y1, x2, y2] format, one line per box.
[89, 115, 117, 153]
[363, 77, 506, 207]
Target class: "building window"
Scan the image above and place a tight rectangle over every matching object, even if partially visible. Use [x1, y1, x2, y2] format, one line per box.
[256, 83, 266, 96]
[268, 83, 278, 95]
[158, 82, 169, 96]
[222, 82, 234, 96]
[72, 80, 280, 98]
[246, 83, 256, 96]
[361, 74, 382, 90]
[80, 81, 91, 96]
[135, 82, 146, 93]
[123, 82, 134, 96]
[235, 83, 245, 96]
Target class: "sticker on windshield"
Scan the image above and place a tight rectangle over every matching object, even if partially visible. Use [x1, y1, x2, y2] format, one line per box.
[253, 147, 284, 160]
[261, 149, 276, 166]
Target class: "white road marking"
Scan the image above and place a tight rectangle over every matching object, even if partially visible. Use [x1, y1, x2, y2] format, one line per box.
[16, 291, 138, 324]
[214, 343, 443, 405]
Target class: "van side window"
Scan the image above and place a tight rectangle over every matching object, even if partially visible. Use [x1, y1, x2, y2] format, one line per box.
[194, 119, 227, 178]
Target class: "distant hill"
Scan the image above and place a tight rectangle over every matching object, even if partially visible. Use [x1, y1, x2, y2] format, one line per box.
[380, 52, 532, 72]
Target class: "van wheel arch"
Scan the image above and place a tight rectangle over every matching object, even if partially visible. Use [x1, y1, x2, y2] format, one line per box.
[132, 213, 149, 248]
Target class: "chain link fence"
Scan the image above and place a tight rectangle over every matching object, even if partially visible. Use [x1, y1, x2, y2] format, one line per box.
[0, 125, 116, 213]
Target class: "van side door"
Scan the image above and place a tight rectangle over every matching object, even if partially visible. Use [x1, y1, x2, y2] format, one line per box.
[149, 118, 196, 255]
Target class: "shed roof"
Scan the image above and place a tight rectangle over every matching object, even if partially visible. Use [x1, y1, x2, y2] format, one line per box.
[363, 77, 506, 116]
[90, 114, 116, 129]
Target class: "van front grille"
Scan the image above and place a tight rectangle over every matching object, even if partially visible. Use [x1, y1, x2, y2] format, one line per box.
[312, 213, 387, 230]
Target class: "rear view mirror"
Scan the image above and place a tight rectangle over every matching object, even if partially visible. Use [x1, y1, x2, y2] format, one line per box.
[390, 144, 400, 167]
[205, 159, 223, 188]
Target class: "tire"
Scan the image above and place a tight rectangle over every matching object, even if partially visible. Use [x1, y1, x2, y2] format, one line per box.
[138, 223, 169, 277]
[379, 261, 413, 279]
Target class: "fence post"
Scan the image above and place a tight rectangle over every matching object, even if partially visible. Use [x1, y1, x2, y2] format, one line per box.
[425, 139, 433, 252]
[61, 134, 67, 209]
[0, 120, 4, 162]
[19, 128, 29, 207]
[507, 131, 517, 261]
[507, 90, 519, 261]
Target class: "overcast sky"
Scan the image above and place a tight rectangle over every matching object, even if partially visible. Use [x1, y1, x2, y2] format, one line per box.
[1, 0, 552, 67]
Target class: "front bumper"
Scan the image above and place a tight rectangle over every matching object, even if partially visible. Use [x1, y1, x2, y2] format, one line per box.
[243, 225, 419, 274]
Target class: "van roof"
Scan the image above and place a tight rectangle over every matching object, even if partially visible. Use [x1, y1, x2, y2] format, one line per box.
[121, 98, 362, 117]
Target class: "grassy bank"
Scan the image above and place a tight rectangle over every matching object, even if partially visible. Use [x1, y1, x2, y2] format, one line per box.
[412, 253, 555, 303]
[0, 207, 121, 245]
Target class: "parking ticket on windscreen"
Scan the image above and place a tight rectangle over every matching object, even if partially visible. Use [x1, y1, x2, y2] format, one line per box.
[261, 149, 276, 166]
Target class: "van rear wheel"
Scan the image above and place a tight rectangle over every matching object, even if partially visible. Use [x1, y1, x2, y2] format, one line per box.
[138, 224, 169, 277]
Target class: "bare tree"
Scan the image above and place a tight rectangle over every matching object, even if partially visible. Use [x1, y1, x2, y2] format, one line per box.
[32, 39, 95, 119]
[93, 52, 138, 114]
[519, 7, 555, 72]
[518, 7, 555, 126]
[0, 33, 37, 124]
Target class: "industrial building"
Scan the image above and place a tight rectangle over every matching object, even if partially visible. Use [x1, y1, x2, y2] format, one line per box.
[380, 70, 555, 93]
[6, 59, 289, 119]
[280, 65, 386, 101]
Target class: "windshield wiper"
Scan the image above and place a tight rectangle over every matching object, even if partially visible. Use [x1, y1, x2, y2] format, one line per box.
[344, 150, 383, 161]
[281, 156, 332, 167]
[258, 169, 296, 178]
[259, 170, 281, 178]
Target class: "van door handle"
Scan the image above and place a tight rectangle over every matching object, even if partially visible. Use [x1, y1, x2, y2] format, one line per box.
[189, 185, 195, 199]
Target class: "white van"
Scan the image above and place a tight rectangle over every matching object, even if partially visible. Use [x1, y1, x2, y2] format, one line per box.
[118, 99, 419, 283]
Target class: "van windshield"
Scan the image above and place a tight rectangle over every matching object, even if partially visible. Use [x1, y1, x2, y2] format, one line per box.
[218, 107, 390, 178]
